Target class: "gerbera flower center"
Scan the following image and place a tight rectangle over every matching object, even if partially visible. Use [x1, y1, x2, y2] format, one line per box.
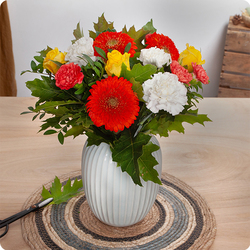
[107, 39, 118, 47]
[163, 47, 170, 54]
[107, 97, 119, 108]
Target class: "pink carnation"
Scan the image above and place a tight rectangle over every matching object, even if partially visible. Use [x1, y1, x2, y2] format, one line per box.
[192, 62, 209, 84]
[55, 62, 84, 90]
[170, 60, 192, 85]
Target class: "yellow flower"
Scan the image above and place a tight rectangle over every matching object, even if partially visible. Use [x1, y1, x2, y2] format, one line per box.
[43, 47, 66, 74]
[179, 44, 205, 72]
[105, 50, 130, 77]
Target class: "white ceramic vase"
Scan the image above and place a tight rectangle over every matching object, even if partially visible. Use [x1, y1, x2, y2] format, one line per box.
[81, 136, 162, 227]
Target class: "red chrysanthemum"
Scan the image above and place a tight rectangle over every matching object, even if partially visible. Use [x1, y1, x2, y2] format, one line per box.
[192, 62, 209, 84]
[170, 60, 193, 85]
[55, 62, 84, 90]
[93, 31, 137, 58]
[86, 76, 140, 132]
[145, 32, 179, 61]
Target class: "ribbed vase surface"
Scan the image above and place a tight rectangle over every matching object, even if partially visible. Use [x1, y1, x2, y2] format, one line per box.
[81, 136, 162, 227]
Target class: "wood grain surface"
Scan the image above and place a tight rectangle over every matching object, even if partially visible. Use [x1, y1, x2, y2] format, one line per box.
[0, 97, 249, 250]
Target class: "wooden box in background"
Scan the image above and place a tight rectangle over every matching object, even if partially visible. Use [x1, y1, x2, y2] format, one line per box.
[218, 16, 250, 97]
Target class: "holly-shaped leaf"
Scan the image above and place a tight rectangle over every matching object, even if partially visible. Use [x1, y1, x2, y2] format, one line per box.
[41, 176, 83, 204]
[144, 114, 172, 137]
[64, 125, 85, 138]
[130, 77, 144, 102]
[33, 100, 80, 116]
[142, 19, 157, 34]
[122, 25, 149, 52]
[72, 22, 84, 43]
[111, 130, 151, 186]
[138, 141, 161, 184]
[174, 109, 211, 126]
[89, 13, 114, 40]
[121, 63, 157, 84]
[26, 78, 61, 102]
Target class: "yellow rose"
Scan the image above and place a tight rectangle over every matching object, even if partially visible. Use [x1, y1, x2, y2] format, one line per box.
[178, 44, 205, 72]
[105, 50, 130, 77]
[43, 47, 66, 74]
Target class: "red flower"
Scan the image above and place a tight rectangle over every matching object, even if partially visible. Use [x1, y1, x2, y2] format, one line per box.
[170, 60, 193, 85]
[93, 31, 137, 58]
[86, 76, 140, 132]
[55, 63, 84, 90]
[145, 32, 179, 61]
[192, 63, 209, 84]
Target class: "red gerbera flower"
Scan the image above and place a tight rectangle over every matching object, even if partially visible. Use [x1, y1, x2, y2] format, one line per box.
[170, 60, 193, 85]
[145, 32, 179, 61]
[55, 62, 84, 90]
[86, 76, 140, 132]
[93, 31, 137, 58]
[192, 62, 209, 84]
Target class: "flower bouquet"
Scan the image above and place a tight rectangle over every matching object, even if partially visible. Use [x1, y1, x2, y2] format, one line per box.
[22, 14, 210, 187]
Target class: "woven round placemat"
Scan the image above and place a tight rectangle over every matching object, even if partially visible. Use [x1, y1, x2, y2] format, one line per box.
[21, 170, 216, 250]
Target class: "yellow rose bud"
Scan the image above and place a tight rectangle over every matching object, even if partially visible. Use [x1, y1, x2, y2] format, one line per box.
[43, 47, 66, 74]
[105, 50, 131, 77]
[178, 44, 205, 72]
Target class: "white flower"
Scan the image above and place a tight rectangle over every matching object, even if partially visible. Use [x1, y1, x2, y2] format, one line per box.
[142, 72, 187, 115]
[65, 37, 96, 66]
[138, 47, 171, 68]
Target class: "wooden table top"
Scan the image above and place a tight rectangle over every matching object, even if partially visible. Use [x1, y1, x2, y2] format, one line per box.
[0, 97, 249, 250]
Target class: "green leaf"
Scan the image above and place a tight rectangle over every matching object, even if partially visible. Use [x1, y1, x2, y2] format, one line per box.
[72, 22, 84, 43]
[94, 46, 107, 59]
[111, 130, 152, 186]
[38, 117, 61, 133]
[121, 63, 157, 84]
[38, 46, 52, 58]
[124, 42, 131, 53]
[32, 113, 39, 121]
[129, 77, 144, 102]
[122, 25, 150, 52]
[143, 19, 157, 34]
[85, 131, 111, 147]
[76, 113, 93, 128]
[34, 56, 44, 63]
[174, 110, 212, 126]
[64, 125, 84, 138]
[26, 78, 61, 102]
[28, 106, 34, 111]
[34, 100, 80, 116]
[31, 60, 37, 71]
[20, 70, 32, 75]
[89, 13, 114, 40]
[138, 141, 161, 184]
[58, 131, 64, 145]
[144, 113, 172, 137]
[44, 129, 57, 135]
[41, 176, 83, 204]
[41, 186, 52, 200]
[20, 111, 33, 115]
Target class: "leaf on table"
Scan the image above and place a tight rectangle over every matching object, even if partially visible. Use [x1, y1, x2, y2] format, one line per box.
[41, 176, 83, 204]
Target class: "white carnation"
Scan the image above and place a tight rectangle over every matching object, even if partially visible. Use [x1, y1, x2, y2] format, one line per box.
[142, 72, 187, 115]
[65, 37, 96, 66]
[139, 47, 171, 68]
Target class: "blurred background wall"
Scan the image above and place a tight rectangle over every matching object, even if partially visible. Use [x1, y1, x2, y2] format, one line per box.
[7, 0, 249, 97]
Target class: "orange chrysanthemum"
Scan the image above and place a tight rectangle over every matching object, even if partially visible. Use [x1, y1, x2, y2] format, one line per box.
[86, 76, 140, 132]
[145, 32, 179, 61]
[93, 31, 137, 58]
